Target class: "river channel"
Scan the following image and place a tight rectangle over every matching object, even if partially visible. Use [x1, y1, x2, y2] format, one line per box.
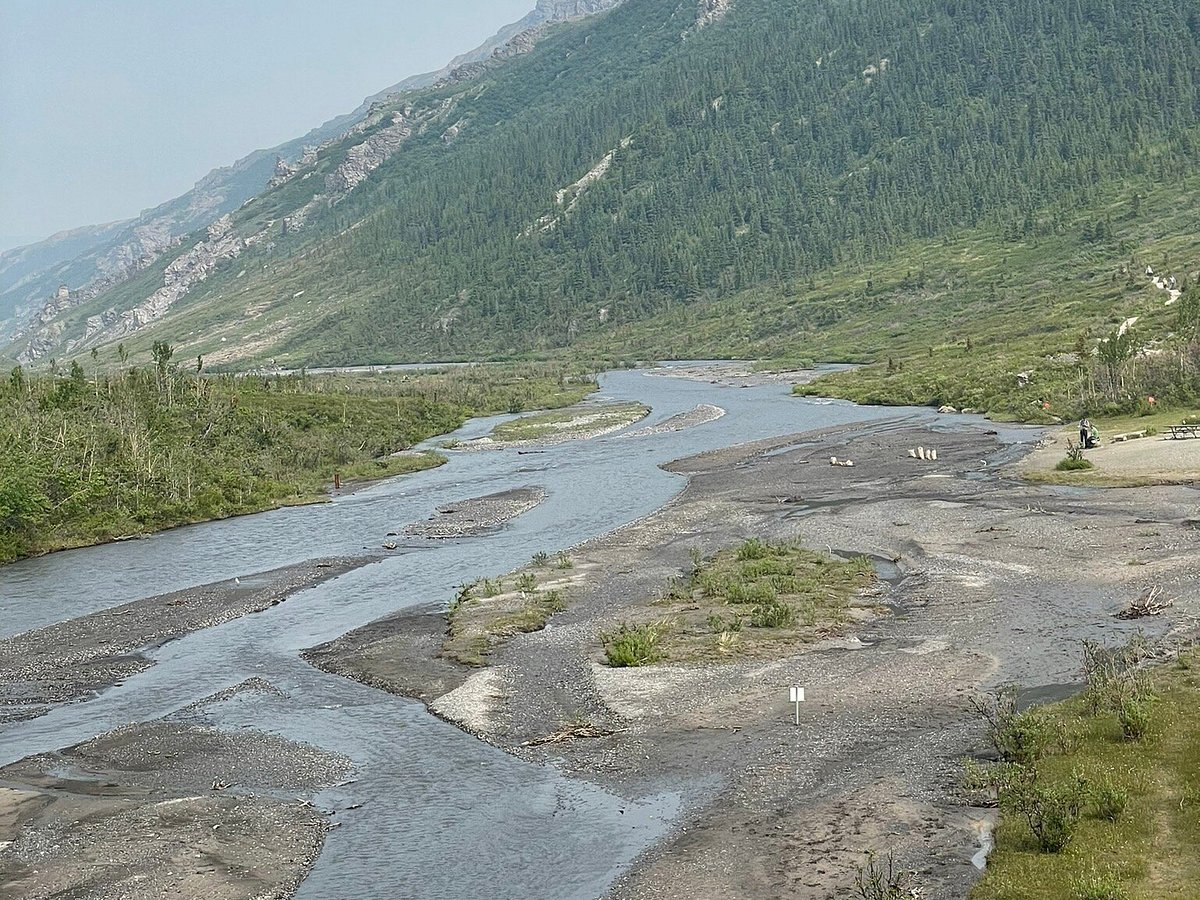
[0, 366, 944, 899]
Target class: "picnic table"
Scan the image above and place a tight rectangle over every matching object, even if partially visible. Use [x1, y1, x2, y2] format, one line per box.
[1167, 424, 1200, 440]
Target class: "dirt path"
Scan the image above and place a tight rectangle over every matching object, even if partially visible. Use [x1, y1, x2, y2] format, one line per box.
[313, 421, 1200, 899]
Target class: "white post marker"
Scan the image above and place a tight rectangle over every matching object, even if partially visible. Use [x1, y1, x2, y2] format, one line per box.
[790, 686, 806, 725]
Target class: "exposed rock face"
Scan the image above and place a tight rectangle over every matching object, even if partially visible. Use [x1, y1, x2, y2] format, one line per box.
[106, 216, 249, 339]
[523, 137, 633, 236]
[16, 321, 64, 366]
[535, 0, 625, 21]
[693, 0, 734, 31]
[325, 111, 417, 195]
[268, 155, 298, 188]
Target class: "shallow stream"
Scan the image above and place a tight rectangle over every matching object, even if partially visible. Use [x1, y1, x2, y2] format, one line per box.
[0, 366, 946, 898]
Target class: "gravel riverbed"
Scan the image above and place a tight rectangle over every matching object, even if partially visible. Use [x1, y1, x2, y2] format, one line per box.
[313, 419, 1200, 899]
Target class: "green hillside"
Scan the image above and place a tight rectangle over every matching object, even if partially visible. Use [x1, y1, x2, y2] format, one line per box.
[11, 0, 1200, 412]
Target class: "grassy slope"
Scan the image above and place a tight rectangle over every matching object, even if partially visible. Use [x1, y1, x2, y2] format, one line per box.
[972, 650, 1200, 900]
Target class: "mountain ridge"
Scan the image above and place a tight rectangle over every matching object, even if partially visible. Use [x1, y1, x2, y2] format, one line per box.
[0, 0, 626, 348]
[6, 0, 1198, 397]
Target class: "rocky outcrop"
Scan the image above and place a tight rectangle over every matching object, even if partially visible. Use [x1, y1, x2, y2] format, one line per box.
[691, 0, 734, 33]
[268, 156, 298, 188]
[105, 216, 250, 338]
[325, 111, 417, 196]
[15, 223, 179, 346]
[523, 137, 632, 236]
[536, 0, 625, 21]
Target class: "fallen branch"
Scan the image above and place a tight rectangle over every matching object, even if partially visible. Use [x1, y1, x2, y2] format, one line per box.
[521, 722, 620, 746]
[1116, 585, 1174, 620]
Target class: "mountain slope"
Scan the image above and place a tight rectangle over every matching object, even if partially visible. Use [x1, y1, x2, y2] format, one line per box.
[9, 0, 1199, 373]
[0, 0, 624, 350]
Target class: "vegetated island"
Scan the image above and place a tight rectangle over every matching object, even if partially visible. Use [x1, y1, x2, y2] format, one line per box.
[451, 400, 651, 450]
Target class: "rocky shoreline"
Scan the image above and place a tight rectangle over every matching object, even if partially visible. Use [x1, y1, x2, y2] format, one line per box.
[621, 403, 726, 438]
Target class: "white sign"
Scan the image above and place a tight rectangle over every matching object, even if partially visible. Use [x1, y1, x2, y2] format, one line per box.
[790, 686, 806, 725]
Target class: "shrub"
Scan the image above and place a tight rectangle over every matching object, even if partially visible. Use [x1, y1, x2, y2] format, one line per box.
[449, 582, 475, 613]
[602, 621, 669, 667]
[747, 581, 779, 605]
[1089, 777, 1129, 821]
[555, 552, 573, 570]
[853, 852, 913, 900]
[736, 538, 771, 561]
[516, 572, 538, 592]
[663, 576, 691, 601]
[750, 598, 797, 628]
[972, 688, 1054, 765]
[1116, 695, 1153, 741]
[539, 590, 566, 614]
[715, 631, 741, 654]
[1011, 775, 1088, 853]
[725, 579, 752, 604]
[1057, 457, 1095, 471]
[532, 551, 550, 567]
[1082, 638, 1157, 737]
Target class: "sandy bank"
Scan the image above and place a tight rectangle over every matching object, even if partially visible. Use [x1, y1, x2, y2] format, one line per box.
[0, 556, 375, 724]
[0, 681, 348, 900]
[1018, 426, 1199, 484]
[403, 486, 547, 539]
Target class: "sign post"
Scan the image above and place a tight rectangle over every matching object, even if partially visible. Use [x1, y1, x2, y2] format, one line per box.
[790, 686, 805, 725]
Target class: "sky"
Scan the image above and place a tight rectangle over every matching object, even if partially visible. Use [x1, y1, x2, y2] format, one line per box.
[0, 0, 535, 252]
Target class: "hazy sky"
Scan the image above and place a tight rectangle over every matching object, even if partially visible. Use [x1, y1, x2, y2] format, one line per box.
[0, 0, 535, 251]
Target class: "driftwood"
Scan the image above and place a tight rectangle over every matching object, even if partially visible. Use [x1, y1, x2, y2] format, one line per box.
[1116, 586, 1174, 620]
[521, 722, 619, 747]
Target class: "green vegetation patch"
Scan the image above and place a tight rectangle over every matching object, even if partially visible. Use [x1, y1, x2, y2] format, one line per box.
[442, 557, 575, 667]
[970, 644, 1200, 900]
[1055, 458, 1095, 472]
[488, 401, 649, 444]
[601, 621, 670, 668]
[602, 539, 878, 666]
